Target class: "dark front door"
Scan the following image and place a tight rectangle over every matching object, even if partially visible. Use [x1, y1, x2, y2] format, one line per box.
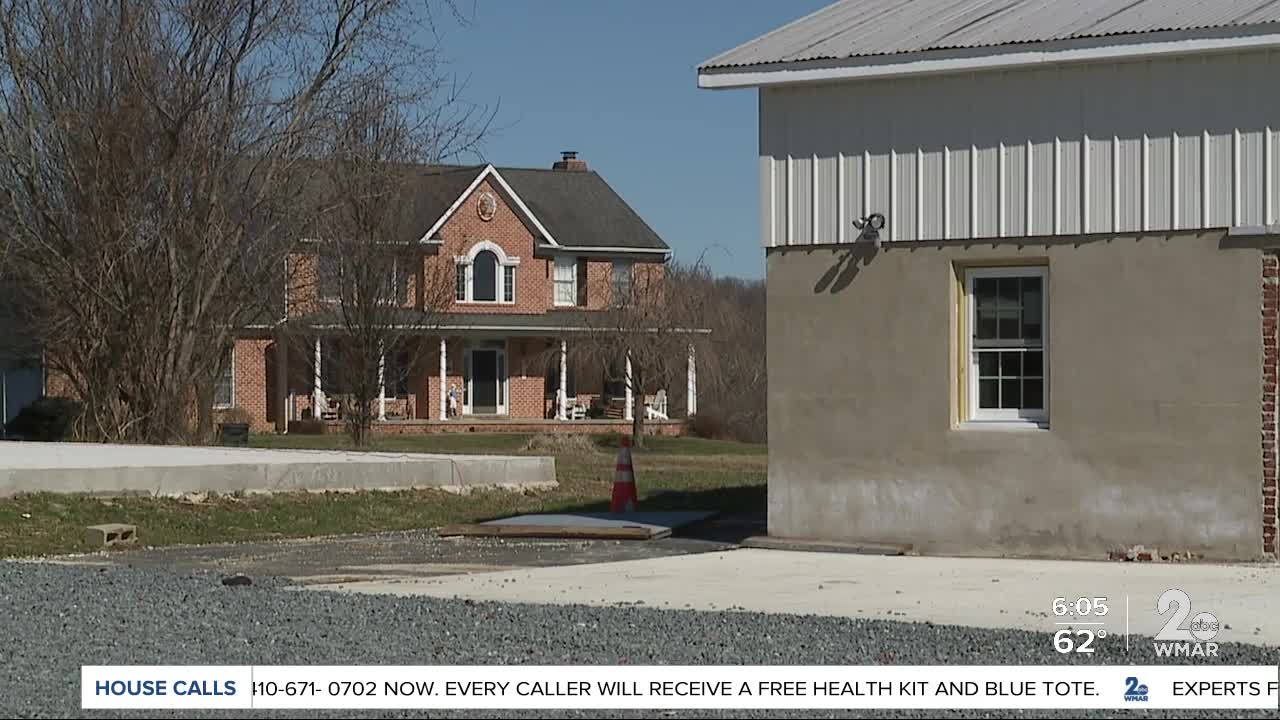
[471, 350, 498, 414]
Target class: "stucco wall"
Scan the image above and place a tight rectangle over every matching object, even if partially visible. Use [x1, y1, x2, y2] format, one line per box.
[766, 230, 1265, 560]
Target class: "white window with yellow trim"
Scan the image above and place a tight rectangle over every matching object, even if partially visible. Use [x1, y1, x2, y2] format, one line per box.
[963, 266, 1047, 428]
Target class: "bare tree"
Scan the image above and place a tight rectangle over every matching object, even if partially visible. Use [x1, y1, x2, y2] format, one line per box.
[677, 272, 766, 442]
[573, 260, 710, 448]
[287, 79, 477, 446]
[0, 0, 485, 443]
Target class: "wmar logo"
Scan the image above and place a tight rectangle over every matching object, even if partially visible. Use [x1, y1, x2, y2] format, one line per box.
[1124, 677, 1149, 703]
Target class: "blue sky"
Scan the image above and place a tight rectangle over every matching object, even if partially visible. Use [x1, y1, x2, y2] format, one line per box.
[433, 0, 830, 279]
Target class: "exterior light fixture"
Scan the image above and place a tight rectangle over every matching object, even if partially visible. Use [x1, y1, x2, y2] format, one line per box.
[852, 213, 887, 246]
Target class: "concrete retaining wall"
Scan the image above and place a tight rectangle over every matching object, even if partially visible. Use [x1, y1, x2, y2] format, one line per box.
[0, 443, 556, 497]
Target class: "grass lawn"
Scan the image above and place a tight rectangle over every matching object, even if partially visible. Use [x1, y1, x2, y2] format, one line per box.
[0, 433, 766, 558]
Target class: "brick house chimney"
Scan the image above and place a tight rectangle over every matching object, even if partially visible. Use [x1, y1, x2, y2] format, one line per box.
[552, 150, 588, 172]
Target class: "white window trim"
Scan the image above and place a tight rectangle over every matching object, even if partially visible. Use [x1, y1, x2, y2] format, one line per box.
[454, 241, 520, 305]
[213, 346, 235, 409]
[963, 266, 1049, 429]
[554, 255, 579, 307]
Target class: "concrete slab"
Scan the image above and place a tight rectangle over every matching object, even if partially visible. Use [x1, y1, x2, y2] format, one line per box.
[307, 548, 1280, 648]
[32, 529, 736, 583]
[440, 512, 717, 541]
[485, 512, 716, 530]
[0, 442, 555, 497]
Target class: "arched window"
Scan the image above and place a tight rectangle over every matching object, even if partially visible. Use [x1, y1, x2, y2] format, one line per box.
[455, 241, 519, 303]
[473, 250, 498, 302]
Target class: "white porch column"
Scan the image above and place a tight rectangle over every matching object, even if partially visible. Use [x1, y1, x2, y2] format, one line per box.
[438, 337, 448, 421]
[624, 353, 633, 421]
[312, 337, 322, 415]
[377, 351, 386, 421]
[687, 343, 697, 417]
[557, 339, 568, 421]
[274, 332, 289, 432]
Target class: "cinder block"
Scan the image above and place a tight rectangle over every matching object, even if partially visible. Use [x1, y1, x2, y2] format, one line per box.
[85, 523, 137, 548]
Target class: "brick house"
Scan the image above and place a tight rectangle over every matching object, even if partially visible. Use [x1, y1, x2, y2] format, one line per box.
[221, 153, 699, 435]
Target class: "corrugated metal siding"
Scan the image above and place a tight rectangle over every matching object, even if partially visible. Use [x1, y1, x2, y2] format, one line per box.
[758, 49, 1280, 246]
[703, 0, 1280, 70]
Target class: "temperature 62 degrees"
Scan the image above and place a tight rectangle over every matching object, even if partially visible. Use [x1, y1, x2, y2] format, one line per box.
[1055, 628, 1107, 654]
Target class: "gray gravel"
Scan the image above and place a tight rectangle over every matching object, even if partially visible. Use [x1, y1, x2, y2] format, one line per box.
[1, 562, 1276, 719]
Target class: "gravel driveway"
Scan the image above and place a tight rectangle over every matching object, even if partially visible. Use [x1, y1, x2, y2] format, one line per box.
[2, 563, 1275, 719]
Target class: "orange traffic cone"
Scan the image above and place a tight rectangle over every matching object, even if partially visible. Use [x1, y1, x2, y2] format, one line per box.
[611, 435, 639, 513]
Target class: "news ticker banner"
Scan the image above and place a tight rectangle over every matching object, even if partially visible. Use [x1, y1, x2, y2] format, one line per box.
[83, 665, 1280, 711]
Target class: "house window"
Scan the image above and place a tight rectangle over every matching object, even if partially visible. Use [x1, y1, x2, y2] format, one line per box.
[473, 250, 498, 302]
[965, 266, 1047, 426]
[456, 243, 517, 304]
[213, 346, 234, 408]
[319, 253, 341, 302]
[554, 256, 577, 306]
[383, 257, 410, 305]
[611, 260, 633, 305]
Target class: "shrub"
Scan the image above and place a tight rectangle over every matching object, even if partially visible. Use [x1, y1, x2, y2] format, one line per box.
[689, 410, 726, 440]
[220, 406, 254, 426]
[3, 396, 82, 441]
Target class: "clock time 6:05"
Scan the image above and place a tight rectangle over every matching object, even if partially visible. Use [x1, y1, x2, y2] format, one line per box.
[1052, 597, 1109, 617]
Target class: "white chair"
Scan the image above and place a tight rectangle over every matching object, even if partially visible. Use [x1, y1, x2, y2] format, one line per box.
[568, 398, 588, 420]
[645, 390, 669, 420]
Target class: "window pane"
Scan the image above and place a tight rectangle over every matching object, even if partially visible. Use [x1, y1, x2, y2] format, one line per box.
[319, 254, 340, 301]
[1022, 277, 1042, 340]
[1024, 379, 1044, 410]
[473, 251, 497, 302]
[455, 265, 466, 301]
[554, 257, 576, 304]
[977, 352, 998, 377]
[214, 348, 233, 407]
[1001, 379, 1021, 409]
[997, 309, 1020, 340]
[1000, 351, 1021, 377]
[976, 310, 997, 340]
[503, 266, 515, 303]
[998, 277, 1020, 306]
[979, 379, 999, 409]
[974, 278, 998, 311]
[1024, 351, 1043, 377]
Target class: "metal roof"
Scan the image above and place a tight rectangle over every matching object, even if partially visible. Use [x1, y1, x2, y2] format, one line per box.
[700, 0, 1280, 70]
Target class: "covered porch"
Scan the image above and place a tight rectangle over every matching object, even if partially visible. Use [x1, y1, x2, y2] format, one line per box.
[270, 317, 699, 433]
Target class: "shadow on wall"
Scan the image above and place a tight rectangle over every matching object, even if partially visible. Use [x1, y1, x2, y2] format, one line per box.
[812, 244, 879, 295]
[801, 231, 1190, 296]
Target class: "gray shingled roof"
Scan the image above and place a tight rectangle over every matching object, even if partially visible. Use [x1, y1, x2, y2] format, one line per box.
[700, 0, 1280, 70]
[497, 167, 666, 251]
[406, 165, 667, 251]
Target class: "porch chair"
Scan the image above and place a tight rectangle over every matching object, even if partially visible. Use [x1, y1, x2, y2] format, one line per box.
[645, 389, 669, 420]
[567, 398, 588, 421]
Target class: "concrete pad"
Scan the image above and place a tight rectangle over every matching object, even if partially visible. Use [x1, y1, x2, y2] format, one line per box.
[486, 512, 716, 530]
[0, 442, 555, 497]
[307, 548, 1280, 648]
[84, 523, 137, 548]
[441, 512, 717, 541]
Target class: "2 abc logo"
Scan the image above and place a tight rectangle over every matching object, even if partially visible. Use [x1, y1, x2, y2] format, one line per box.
[1124, 677, 1149, 703]
[1154, 588, 1220, 657]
